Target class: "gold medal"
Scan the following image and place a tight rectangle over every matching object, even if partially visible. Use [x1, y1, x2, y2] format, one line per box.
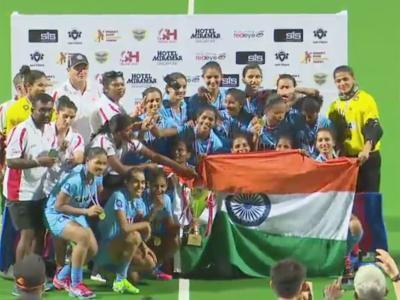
[99, 212, 106, 220]
[153, 236, 162, 247]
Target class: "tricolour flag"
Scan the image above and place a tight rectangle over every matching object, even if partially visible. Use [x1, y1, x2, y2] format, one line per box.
[181, 151, 359, 277]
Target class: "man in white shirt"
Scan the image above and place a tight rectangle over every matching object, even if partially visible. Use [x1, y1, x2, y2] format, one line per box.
[52, 53, 101, 144]
[3, 93, 56, 266]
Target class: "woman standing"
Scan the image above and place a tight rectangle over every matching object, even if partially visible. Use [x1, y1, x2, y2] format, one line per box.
[328, 65, 383, 192]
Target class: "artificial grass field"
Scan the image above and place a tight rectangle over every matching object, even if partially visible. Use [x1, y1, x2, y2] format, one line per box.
[0, 276, 399, 299]
[0, 200, 398, 299]
[0, 213, 399, 300]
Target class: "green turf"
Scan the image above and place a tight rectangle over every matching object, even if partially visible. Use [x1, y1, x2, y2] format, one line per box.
[0, 276, 398, 299]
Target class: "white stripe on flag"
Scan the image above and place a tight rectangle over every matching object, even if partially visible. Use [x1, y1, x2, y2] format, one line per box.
[222, 191, 354, 241]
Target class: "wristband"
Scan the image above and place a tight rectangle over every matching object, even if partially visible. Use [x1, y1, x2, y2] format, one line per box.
[392, 274, 400, 282]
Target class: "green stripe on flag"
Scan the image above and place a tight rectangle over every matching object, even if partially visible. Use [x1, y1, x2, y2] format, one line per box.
[181, 212, 346, 277]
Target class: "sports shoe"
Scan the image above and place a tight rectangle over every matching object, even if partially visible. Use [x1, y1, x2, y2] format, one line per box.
[112, 278, 140, 294]
[44, 280, 54, 291]
[90, 273, 107, 283]
[53, 274, 71, 290]
[11, 285, 20, 296]
[153, 268, 173, 280]
[69, 282, 96, 299]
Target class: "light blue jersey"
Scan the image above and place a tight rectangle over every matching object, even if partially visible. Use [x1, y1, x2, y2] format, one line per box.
[187, 88, 227, 120]
[46, 165, 102, 212]
[97, 188, 146, 241]
[160, 97, 189, 126]
[178, 125, 230, 161]
[45, 165, 102, 237]
[140, 113, 178, 157]
[143, 190, 173, 235]
[216, 110, 253, 139]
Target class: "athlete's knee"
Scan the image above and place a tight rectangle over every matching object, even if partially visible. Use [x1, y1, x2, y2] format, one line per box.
[89, 240, 98, 256]
[74, 229, 91, 247]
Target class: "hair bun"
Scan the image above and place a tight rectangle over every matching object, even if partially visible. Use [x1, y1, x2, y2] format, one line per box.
[19, 65, 31, 75]
[163, 74, 171, 84]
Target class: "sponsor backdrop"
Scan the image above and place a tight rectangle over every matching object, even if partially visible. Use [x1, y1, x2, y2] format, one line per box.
[11, 13, 346, 111]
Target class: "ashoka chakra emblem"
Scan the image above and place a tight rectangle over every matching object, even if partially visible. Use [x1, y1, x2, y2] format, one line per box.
[226, 193, 271, 226]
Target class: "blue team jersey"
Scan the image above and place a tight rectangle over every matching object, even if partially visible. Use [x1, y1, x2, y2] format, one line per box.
[216, 110, 253, 139]
[242, 89, 274, 117]
[46, 165, 103, 213]
[142, 190, 173, 235]
[257, 122, 291, 150]
[137, 113, 178, 157]
[160, 97, 189, 126]
[97, 188, 146, 241]
[285, 109, 311, 149]
[178, 125, 230, 163]
[187, 89, 227, 120]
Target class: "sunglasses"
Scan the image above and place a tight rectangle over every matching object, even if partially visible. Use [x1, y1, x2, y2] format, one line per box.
[170, 81, 187, 90]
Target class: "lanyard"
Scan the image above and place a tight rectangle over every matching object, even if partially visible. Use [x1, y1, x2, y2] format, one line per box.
[170, 104, 184, 125]
[84, 166, 99, 207]
[194, 130, 213, 156]
[88, 182, 99, 206]
[208, 91, 223, 110]
[308, 118, 320, 154]
[127, 200, 134, 224]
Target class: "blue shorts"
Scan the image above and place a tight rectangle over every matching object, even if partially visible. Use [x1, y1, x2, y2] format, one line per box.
[45, 210, 89, 237]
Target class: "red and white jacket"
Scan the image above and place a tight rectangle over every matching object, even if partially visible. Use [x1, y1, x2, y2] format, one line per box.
[91, 93, 126, 134]
[3, 117, 54, 201]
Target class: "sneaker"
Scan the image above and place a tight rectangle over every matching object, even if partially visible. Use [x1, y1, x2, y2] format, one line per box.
[112, 279, 140, 294]
[153, 268, 173, 281]
[53, 274, 71, 290]
[11, 285, 20, 296]
[44, 280, 54, 291]
[90, 273, 107, 283]
[69, 282, 96, 299]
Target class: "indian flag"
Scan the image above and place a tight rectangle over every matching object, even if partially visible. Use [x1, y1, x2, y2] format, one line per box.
[181, 151, 359, 277]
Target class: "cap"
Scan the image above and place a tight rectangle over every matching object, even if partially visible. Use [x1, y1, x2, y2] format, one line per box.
[354, 265, 387, 300]
[68, 53, 89, 69]
[14, 254, 46, 291]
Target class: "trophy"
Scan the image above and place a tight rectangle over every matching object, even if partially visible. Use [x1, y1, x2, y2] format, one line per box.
[186, 187, 208, 247]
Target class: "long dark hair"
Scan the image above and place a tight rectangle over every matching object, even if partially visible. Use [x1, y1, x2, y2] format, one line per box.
[19, 65, 46, 86]
[90, 113, 133, 142]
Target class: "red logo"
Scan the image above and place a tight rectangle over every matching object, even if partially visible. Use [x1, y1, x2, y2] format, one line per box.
[158, 29, 177, 42]
[120, 51, 140, 65]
